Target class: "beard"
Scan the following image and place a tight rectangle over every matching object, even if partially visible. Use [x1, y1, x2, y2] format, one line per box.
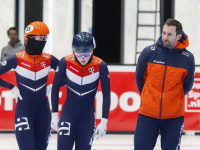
[162, 40, 174, 49]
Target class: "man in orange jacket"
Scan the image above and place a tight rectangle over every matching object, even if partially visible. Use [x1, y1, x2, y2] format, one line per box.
[135, 19, 195, 150]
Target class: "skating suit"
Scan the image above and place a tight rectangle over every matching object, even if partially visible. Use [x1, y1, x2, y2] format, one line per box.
[51, 55, 110, 150]
[0, 51, 61, 150]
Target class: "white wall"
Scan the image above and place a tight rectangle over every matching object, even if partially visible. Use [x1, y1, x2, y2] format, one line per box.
[0, 0, 15, 59]
[124, 0, 137, 64]
[81, 0, 93, 33]
[43, 0, 92, 60]
[43, 0, 74, 60]
[175, 0, 200, 65]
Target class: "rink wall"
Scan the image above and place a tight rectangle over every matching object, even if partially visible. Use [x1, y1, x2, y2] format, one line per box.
[0, 65, 200, 131]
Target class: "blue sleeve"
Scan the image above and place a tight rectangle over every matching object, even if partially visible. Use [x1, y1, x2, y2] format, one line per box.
[183, 54, 195, 95]
[135, 48, 148, 94]
[51, 57, 66, 112]
[0, 55, 17, 89]
[51, 55, 66, 86]
[50, 55, 59, 70]
[100, 61, 110, 119]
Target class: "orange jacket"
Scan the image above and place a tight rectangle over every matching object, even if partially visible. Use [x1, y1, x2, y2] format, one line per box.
[136, 32, 195, 119]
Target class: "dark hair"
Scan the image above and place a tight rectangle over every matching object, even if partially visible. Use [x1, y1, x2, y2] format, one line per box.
[164, 19, 182, 35]
[7, 27, 18, 35]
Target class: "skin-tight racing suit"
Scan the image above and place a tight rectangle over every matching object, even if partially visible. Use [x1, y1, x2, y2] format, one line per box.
[51, 54, 110, 150]
[0, 51, 63, 150]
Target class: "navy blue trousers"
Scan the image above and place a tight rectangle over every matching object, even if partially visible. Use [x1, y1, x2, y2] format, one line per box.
[134, 114, 184, 150]
[15, 98, 51, 150]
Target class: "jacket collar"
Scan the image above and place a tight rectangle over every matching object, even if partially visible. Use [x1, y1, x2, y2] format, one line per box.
[24, 51, 41, 58]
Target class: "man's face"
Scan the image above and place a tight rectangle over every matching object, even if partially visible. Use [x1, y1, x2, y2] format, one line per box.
[162, 25, 182, 49]
[8, 30, 18, 43]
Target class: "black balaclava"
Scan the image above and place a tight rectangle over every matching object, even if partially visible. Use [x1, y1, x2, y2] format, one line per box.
[25, 37, 46, 55]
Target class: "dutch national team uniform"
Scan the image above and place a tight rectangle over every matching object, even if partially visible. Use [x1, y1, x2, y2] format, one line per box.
[0, 51, 61, 150]
[51, 54, 110, 150]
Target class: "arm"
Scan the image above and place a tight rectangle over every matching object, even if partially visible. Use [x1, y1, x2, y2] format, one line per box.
[100, 61, 110, 119]
[135, 48, 148, 94]
[0, 56, 22, 100]
[51, 55, 66, 87]
[51, 57, 66, 131]
[183, 54, 195, 95]
[95, 61, 110, 139]
[51, 57, 66, 112]
[0, 55, 17, 89]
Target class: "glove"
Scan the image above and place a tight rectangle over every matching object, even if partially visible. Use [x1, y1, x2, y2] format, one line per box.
[46, 84, 52, 97]
[95, 118, 108, 140]
[51, 112, 59, 131]
[12, 86, 22, 100]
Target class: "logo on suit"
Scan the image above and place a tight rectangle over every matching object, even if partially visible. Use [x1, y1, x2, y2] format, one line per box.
[40, 61, 46, 68]
[58, 121, 71, 135]
[15, 117, 30, 131]
[88, 67, 95, 74]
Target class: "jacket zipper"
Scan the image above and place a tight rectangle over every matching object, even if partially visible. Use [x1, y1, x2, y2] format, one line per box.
[159, 65, 167, 119]
[159, 50, 169, 119]
[81, 66, 84, 95]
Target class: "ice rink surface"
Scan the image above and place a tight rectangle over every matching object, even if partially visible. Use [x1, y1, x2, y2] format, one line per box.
[0, 133, 200, 150]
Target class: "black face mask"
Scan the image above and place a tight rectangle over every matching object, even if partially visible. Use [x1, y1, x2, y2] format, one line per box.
[25, 37, 46, 55]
